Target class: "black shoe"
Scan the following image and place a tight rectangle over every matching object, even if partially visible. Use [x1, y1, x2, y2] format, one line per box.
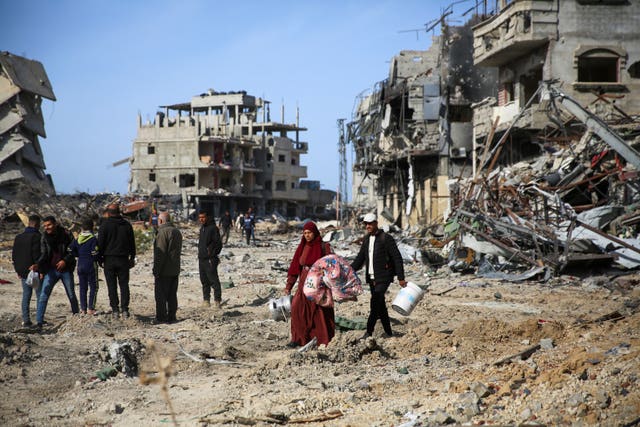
[359, 332, 372, 341]
[34, 323, 43, 331]
[286, 341, 300, 348]
[122, 310, 130, 319]
[382, 332, 394, 339]
[21, 320, 33, 327]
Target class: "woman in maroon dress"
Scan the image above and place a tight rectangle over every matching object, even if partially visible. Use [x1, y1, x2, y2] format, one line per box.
[284, 221, 335, 348]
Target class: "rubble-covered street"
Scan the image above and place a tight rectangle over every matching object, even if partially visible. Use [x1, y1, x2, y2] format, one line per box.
[1, 207, 639, 426]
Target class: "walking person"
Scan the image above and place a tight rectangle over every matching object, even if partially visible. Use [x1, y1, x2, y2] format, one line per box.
[219, 210, 233, 245]
[351, 213, 406, 339]
[12, 214, 47, 327]
[35, 216, 80, 328]
[70, 217, 99, 315]
[98, 203, 136, 319]
[242, 212, 254, 246]
[284, 221, 335, 348]
[198, 210, 223, 308]
[152, 212, 183, 323]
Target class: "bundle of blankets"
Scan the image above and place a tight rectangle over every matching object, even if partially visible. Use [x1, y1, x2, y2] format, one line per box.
[303, 254, 363, 307]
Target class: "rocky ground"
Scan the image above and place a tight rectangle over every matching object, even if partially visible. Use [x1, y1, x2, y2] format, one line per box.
[0, 220, 639, 426]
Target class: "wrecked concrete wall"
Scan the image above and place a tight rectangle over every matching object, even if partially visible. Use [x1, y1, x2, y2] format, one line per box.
[0, 51, 56, 200]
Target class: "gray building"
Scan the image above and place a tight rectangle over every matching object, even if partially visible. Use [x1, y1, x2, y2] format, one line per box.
[0, 51, 56, 200]
[130, 89, 334, 217]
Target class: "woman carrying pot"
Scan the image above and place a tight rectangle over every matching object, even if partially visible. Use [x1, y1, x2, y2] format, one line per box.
[284, 221, 334, 348]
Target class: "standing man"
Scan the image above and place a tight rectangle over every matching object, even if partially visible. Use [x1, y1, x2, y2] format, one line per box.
[152, 212, 183, 323]
[242, 212, 254, 246]
[351, 213, 406, 339]
[35, 216, 80, 328]
[12, 214, 47, 327]
[218, 210, 233, 245]
[198, 209, 223, 308]
[98, 203, 136, 319]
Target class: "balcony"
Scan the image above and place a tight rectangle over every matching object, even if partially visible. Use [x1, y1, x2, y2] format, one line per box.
[473, 0, 558, 67]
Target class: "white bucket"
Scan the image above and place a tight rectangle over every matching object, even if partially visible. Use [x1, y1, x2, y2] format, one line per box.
[391, 282, 425, 316]
[268, 295, 292, 321]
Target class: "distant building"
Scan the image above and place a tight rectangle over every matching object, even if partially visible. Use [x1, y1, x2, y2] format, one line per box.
[0, 51, 56, 199]
[129, 89, 334, 217]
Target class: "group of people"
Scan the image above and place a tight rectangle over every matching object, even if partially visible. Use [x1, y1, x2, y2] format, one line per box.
[13, 203, 406, 347]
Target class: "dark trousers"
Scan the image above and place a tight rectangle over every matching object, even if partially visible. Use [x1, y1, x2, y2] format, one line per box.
[104, 256, 130, 312]
[199, 258, 221, 302]
[155, 275, 178, 321]
[221, 226, 230, 244]
[367, 282, 392, 335]
[78, 266, 98, 311]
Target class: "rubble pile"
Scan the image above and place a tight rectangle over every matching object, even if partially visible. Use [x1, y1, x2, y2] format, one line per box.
[443, 85, 640, 279]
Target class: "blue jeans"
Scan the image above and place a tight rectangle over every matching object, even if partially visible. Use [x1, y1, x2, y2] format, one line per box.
[21, 278, 41, 323]
[36, 270, 79, 324]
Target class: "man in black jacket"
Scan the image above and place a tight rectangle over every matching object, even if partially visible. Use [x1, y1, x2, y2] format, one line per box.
[98, 203, 136, 318]
[12, 214, 47, 327]
[351, 213, 406, 339]
[198, 209, 222, 308]
[35, 216, 80, 327]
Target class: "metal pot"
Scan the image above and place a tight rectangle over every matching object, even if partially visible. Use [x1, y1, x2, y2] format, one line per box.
[268, 295, 292, 321]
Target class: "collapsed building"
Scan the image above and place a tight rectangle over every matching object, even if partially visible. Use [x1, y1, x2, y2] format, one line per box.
[347, 16, 498, 227]
[349, 0, 640, 276]
[129, 90, 335, 217]
[0, 51, 56, 200]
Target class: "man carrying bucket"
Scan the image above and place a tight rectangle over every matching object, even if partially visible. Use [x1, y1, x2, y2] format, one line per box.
[351, 213, 406, 339]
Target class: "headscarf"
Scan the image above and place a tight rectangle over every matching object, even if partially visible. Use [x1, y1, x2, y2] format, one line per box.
[287, 221, 324, 276]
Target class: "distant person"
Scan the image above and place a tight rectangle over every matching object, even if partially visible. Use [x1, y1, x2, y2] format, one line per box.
[98, 203, 136, 319]
[148, 207, 159, 236]
[242, 212, 254, 246]
[197, 210, 223, 308]
[152, 212, 183, 323]
[351, 213, 406, 339]
[247, 207, 256, 244]
[12, 214, 47, 327]
[284, 221, 334, 348]
[70, 217, 100, 315]
[219, 210, 233, 245]
[235, 212, 244, 235]
[35, 216, 80, 328]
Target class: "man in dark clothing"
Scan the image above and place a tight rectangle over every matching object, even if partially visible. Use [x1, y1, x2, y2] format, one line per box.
[351, 213, 406, 339]
[219, 210, 233, 245]
[12, 214, 47, 327]
[98, 203, 136, 319]
[153, 212, 183, 323]
[35, 216, 80, 327]
[198, 210, 222, 308]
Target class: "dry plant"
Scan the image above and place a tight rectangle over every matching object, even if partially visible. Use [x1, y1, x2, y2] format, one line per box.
[138, 340, 177, 426]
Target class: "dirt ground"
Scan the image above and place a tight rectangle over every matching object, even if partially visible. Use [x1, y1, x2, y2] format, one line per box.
[1, 222, 639, 426]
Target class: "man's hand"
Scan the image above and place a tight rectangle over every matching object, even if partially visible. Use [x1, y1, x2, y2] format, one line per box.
[399, 280, 407, 288]
[283, 288, 291, 296]
[55, 260, 66, 272]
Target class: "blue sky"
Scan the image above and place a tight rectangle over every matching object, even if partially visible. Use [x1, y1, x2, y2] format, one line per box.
[2, 0, 473, 197]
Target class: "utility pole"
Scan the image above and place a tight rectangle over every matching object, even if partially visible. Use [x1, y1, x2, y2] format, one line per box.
[337, 118, 347, 224]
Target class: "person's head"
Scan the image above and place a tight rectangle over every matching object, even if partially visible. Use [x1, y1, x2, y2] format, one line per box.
[28, 214, 41, 228]
[362, 213, 378, 235]
[81, 217, 94, 232]
[42, 216, 57, 235]
[198, 209, 209, 225]
[224, 210, 230, 216]
[158, 211, 170, 225]
[302, 221, 319, 243]
[106, 203, 120, 217]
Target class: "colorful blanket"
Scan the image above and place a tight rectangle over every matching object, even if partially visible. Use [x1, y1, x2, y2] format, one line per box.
[303, 254, 363, 307]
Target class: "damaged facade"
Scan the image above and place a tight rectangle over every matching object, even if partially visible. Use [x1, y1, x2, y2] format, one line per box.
[348, 17, 497, 227]
[0, 51, 56, 200]
[129, 90, 334, 217]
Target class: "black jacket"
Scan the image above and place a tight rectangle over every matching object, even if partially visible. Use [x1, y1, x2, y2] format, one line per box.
[12, 227, 47, 278]
[351, 230, 405, 285]
[198, 219, 222, 260]
[98, 216, 136, 261]
[41, 226, 76, 273]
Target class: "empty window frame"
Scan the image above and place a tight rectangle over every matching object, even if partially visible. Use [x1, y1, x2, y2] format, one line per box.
[577, 49, 620, 83]
[178, 174, 195, 188]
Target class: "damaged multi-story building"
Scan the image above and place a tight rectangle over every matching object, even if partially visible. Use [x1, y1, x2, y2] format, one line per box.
[348, 15, 497, 227]
[129, 89, 334, 217]
[0, 51, 56, 200]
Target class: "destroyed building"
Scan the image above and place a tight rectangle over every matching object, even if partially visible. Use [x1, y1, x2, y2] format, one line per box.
[347, 16, 498, 227]
[0, 51, 56, 200]
[129, 90, 334, 217]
